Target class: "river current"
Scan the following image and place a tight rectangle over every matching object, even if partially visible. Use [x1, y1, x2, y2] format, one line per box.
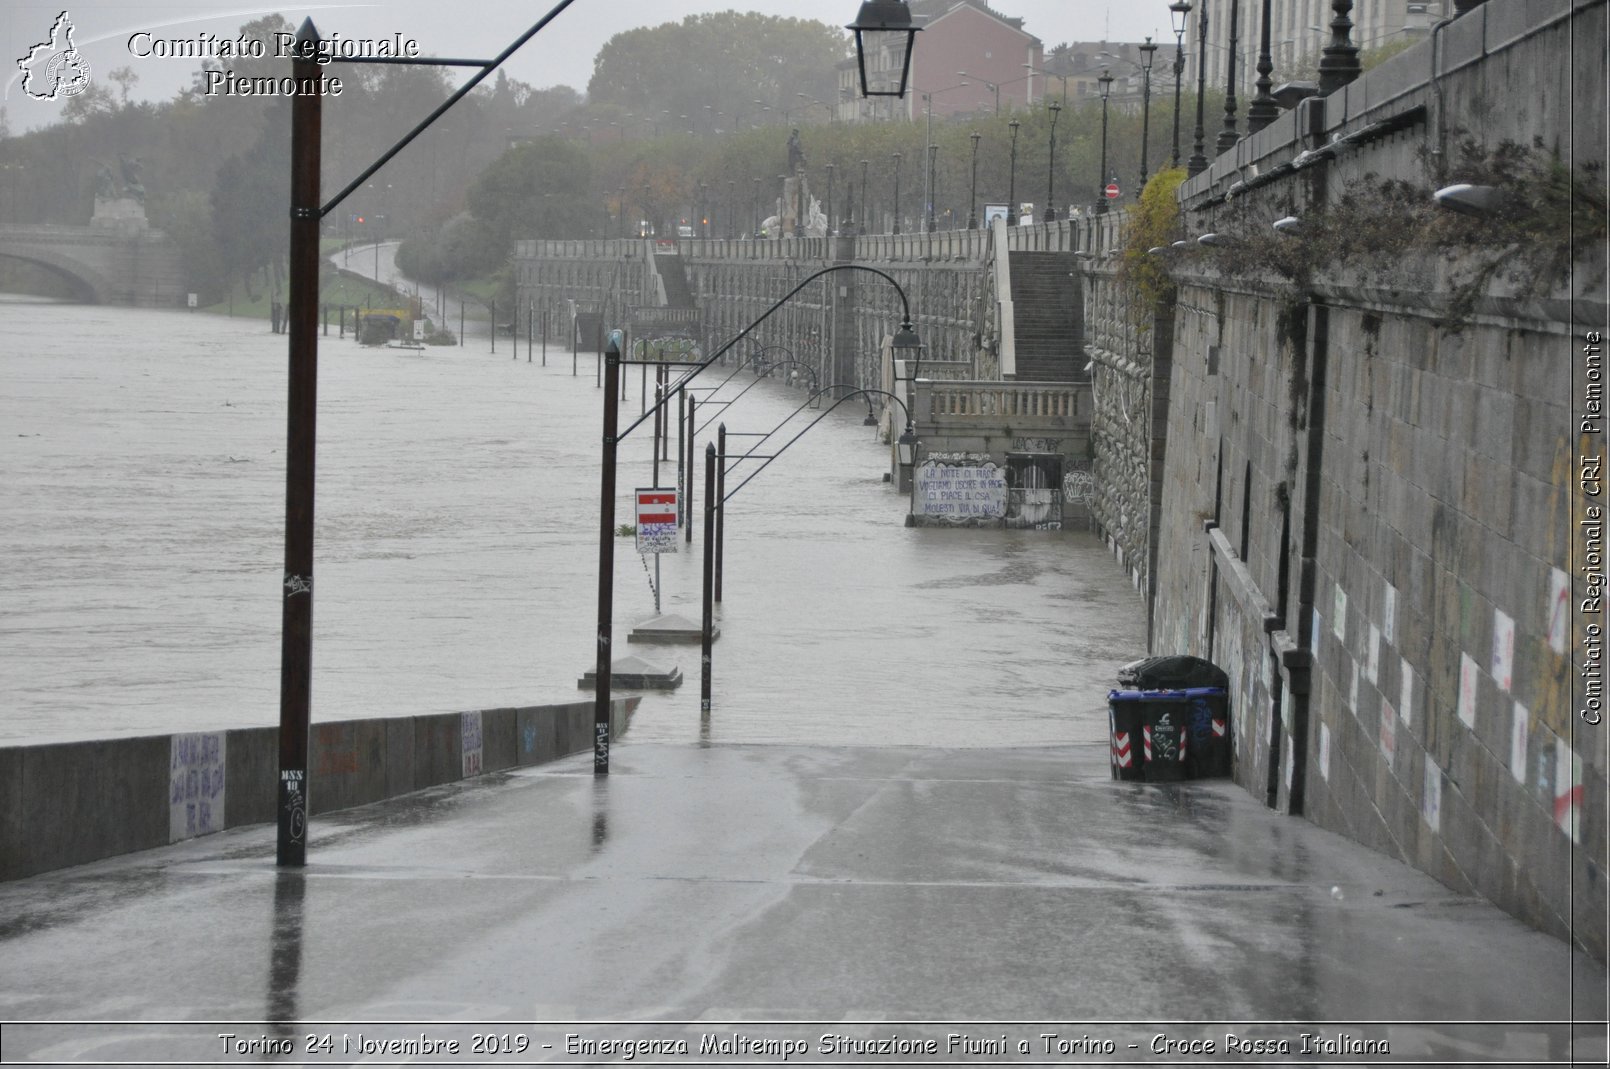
[0, 293, 1145, 747]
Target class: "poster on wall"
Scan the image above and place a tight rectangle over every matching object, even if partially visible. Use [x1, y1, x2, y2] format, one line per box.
[169, 732, 225, 843]
[914, 455, 1007, 524]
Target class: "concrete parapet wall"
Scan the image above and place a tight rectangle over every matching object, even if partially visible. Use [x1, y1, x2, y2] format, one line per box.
[0, 697, 640, 881]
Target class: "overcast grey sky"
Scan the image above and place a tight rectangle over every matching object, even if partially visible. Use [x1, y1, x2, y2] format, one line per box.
[6, 1, 1174, 129]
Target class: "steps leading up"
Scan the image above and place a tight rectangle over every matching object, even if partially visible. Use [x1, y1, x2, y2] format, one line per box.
[1008, 251, 1085, 382]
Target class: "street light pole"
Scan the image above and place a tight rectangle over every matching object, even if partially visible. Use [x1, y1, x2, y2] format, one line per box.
[926, 144, 938, 232]
[1246, 0, 1279, 133]
[860, 159, 870, 235]
[967, 131, 981, 229]
[1217, 0, 1241, 154]
[892, 151, 902, 235]
[1096, 70, 1114, 215]
[1170, 1, 1192, 168]
[1044, 101, 1061, 222]
[826, 163, 835, 236]
[1006, 119, 1020, 225]
[277, 0, 581, 864]
[1188, 0, 1211, 177]
[1138, 38, 1158, 194]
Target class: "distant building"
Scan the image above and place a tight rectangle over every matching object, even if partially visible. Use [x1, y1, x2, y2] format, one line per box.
[837, 0, 1044, 122]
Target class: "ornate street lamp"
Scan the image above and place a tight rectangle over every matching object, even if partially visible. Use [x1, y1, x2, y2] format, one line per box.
[1170, 1, 1192, 168]
[892, 151, 903, 234]
[1006, 119, 1021, 225]
[1096, 70, 1114, 215]
[1187, 0, 1211, 176]
[1138, 38, 1157, 195]
[848, 0, 921, 98]
[1246, 0, 1279, 133]
[967, 131, 981, 229]
[1044, 101, 1062, 222]
[1216, 0, 1241, 154]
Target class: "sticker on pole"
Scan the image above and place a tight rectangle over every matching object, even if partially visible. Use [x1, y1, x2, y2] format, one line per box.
[637, 488, 678, 554]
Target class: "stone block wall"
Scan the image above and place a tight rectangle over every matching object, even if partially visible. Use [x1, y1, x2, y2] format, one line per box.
[1144, 1, 1606, 958]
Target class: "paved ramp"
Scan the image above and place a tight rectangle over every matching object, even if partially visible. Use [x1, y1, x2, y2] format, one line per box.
[1, 743, 1601, 1063]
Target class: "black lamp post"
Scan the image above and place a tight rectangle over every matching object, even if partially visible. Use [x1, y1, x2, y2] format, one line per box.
[826, 162, 836, 235]
[752, 176, 760, 237]
[925, 144, 938, 232]
[1096, 70, 1113, 215]
[967, 131, 981, 229]
[892, 151, 902, 234]
[1044, 100, 1061, 222]
[1187, 0, 1210, 176]
[848, 0, 921, 98]
[727, 179, 736, 239]
[1170, 1, 1192, 168]
[699, 180, 709, 237]
[860, 159, 870, 235]
[1216, 0, 1241, 155]
[1138, 38, 1157, 195]
[1247, 0, 1278, 133]
[1006, 119, 1021, 225]
[1317, 0, 1361, 96]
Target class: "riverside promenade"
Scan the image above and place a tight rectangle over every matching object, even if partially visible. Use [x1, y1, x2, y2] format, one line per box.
[0, 299, 1604, 1063]
[1, 742, 1604, 1064]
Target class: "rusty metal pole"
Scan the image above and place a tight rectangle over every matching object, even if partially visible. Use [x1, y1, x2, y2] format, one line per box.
[716, 423, 726, 604]
[593, 334, 622, 774]
[276, 18, 324, 868]
[701, 441, 716, 713]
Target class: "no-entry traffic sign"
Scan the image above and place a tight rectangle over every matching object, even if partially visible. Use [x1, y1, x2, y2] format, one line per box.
[636, 488, 678, 554]
[1105, 183, 1121, 199]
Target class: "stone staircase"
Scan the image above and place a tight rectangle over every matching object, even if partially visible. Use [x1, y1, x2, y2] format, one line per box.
[654, 253, 696, 308]
[1008, 251, 1084, 382]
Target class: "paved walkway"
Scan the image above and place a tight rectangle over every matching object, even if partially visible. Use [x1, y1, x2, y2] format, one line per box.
[2, 742, 1603, 1064]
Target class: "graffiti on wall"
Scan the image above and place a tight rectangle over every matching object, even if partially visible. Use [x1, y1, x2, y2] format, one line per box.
[915, 456, 1007, 524]
[462, 711, 483, 778]
[169, 732, 225, 842]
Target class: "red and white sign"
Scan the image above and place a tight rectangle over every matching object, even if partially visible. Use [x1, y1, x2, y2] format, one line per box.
[1104, 183, 1121, 199]
[636, 488, 678, 554]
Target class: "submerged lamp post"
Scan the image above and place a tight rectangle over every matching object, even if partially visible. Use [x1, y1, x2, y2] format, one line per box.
[598, 267, 921, 748]
[848, 0, 921, 98]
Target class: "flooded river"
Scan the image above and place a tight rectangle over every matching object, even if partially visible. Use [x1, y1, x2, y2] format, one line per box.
[0, 294, 1145, 747]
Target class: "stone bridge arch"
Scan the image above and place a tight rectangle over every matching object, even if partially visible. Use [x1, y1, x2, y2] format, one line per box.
[0, 225, 182, 307]
[0, 245, 113, 303]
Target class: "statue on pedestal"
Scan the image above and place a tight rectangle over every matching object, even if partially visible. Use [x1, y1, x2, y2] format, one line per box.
[787, 127, 806, 174]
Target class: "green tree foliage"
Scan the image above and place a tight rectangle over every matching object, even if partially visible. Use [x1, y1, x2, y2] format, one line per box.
[587, 13, 844, 136]
[467, 135, 595, 247]
[210, 103, 290, 299]
[1119, 167, 1186, 331]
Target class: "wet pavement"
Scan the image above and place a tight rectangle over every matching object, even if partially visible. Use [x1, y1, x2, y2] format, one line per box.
[3, 296, 1606, 1064]
[1, 743, 1604, 1064]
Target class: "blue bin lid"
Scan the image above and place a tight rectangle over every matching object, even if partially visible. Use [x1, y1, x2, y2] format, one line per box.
[1107, 687, 1226, 701]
